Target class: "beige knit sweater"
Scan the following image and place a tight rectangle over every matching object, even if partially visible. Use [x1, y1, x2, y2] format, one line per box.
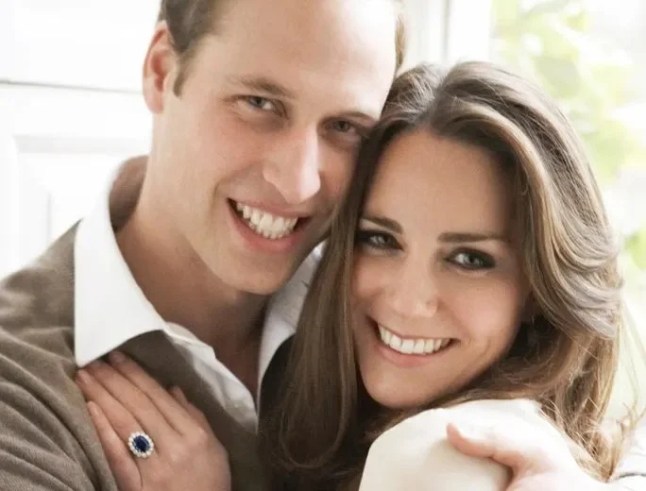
[0, 227, 273, 490]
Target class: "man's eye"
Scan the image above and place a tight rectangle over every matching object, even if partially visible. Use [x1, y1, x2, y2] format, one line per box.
[245, 96, 276, 112]
[331, 120, 357, 133]
[450, 251, 494, 270]
[330, 120, 366, 137]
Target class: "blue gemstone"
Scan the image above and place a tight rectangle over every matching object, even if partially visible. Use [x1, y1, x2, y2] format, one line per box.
[133, 435, 151, 453]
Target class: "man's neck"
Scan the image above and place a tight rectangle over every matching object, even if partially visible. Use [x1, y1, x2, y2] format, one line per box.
[112, 175, 268, 392]
[116, 208, 267, 346]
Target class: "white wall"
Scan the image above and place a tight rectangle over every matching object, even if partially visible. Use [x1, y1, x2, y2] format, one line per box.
[0, 1, 157, 276]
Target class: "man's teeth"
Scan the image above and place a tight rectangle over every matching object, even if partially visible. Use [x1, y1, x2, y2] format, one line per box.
[235, 202, 299, 240]
[377, 324, 451, 355]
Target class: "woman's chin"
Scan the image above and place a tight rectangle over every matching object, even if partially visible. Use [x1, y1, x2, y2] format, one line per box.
[366, 385, 436, 411]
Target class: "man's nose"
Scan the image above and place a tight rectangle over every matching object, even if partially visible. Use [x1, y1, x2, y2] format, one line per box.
[262, 128, 322, 205]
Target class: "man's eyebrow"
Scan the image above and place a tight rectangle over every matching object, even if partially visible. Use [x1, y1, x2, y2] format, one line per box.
[360, 216, 402, 233]
[341, 111, 380, 125]
[227, 76, 295, 99]
[438, 232, 509, 243]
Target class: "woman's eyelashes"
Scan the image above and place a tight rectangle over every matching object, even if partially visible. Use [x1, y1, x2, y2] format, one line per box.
[446, 249, 495, 271]
[356, 229, 401, 252]
[356, 227, 497, 271]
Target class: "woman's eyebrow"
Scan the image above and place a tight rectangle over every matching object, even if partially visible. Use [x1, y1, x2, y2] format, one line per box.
[360, 216, 402, 233]
[438, 232, 508, 243]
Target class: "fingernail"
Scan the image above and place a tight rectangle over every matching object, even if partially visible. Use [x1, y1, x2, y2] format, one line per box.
[76, 369, 90, 384]
[455, 421, 493, 444]
[86, 401, 98, 417]
[454, 422, 477, 437]
[110, 351, 126, 364]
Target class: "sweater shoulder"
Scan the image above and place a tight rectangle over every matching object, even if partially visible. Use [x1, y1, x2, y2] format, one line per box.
[0, 227, 117, 490]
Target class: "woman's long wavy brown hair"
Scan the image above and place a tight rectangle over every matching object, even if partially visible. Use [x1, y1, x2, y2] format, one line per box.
[260, 62, 624, 489]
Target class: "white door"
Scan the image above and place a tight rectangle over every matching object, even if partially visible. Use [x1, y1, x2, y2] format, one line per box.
[0, 1, 158, 277]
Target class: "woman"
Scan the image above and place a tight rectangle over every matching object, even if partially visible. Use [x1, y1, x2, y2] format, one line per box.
[261, 61, 623, 490]
[77, 62, 627, 490]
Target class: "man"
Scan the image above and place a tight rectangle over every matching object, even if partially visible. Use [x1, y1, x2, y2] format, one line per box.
[0, 1, 642, 490]
[0, 0, 400, 489]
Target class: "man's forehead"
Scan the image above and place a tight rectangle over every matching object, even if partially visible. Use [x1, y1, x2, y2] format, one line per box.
[225, 76, 295, 100]
[204, 0, 396, 116]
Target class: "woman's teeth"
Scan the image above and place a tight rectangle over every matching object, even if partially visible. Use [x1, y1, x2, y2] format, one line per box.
[378, 324, 451, 355]
[235, 202, 299, 240]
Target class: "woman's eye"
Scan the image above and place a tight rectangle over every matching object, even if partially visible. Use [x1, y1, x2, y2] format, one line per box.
[450, 251, 494, 270]
[356, 230, 399, 250]
[245, 96, 276, 112]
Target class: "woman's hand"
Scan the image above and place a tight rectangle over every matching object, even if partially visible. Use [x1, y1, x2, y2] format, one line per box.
[446, 420, 606, 491]
[76, 351, 231, 491]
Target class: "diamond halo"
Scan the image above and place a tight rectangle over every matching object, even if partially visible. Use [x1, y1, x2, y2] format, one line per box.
[127, 431, 155, 459]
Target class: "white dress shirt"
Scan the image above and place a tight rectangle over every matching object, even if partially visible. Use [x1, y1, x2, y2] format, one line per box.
[74, 164, 318, 431]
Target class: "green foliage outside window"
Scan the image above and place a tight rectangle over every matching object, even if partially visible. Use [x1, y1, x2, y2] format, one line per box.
[491, 0, 646, 272]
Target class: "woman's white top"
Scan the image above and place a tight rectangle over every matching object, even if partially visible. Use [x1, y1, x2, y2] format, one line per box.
[358, 399, 564, 491]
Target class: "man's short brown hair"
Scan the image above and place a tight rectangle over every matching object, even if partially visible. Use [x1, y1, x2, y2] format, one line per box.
[158, 0, 227, 94]
[158, 0, 407, 95]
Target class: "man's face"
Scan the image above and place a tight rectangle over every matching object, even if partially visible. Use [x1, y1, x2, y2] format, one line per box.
[143, 0, 397, 295]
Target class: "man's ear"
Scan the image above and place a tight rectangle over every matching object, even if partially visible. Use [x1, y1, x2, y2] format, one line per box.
[142, 22, 177, 114]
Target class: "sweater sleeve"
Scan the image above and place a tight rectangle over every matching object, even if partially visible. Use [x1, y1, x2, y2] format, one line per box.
[0, 381, 97, 491]
[0, 330, 116, 491]
[0, 225, 117, 489]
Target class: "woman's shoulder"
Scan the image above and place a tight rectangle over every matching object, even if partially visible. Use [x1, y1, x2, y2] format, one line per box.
[358, 399, 558, 491]
[404, 398, 543, 424]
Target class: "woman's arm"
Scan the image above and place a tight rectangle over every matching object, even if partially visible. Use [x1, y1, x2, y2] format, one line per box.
[445, 407, 646, 490]
[359, 399, 577, 491]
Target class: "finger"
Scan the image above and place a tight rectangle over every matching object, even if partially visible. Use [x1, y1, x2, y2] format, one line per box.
[77, 368, 144, 439]
[170, 387, 212, 433]
[446, 421, 530, 473]
[447, 416, 577, 477]
[109, 352, 196, 433]
[169, 387, 229, 461]
[84, 360, 182, 439]
[77, 366, 175, 457]
[87, 401, 141, 491]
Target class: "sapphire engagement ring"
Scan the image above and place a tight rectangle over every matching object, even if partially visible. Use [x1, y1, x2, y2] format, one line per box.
[127, 431, 155, 458]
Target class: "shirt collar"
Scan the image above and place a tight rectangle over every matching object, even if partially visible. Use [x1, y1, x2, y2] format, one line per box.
[74, 159, 163, 366]
[257, 249, 319, 385]
[74, 160, 319, 369]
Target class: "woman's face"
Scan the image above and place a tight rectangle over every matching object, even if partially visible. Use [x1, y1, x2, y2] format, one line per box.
[352, 129, 530, 409]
